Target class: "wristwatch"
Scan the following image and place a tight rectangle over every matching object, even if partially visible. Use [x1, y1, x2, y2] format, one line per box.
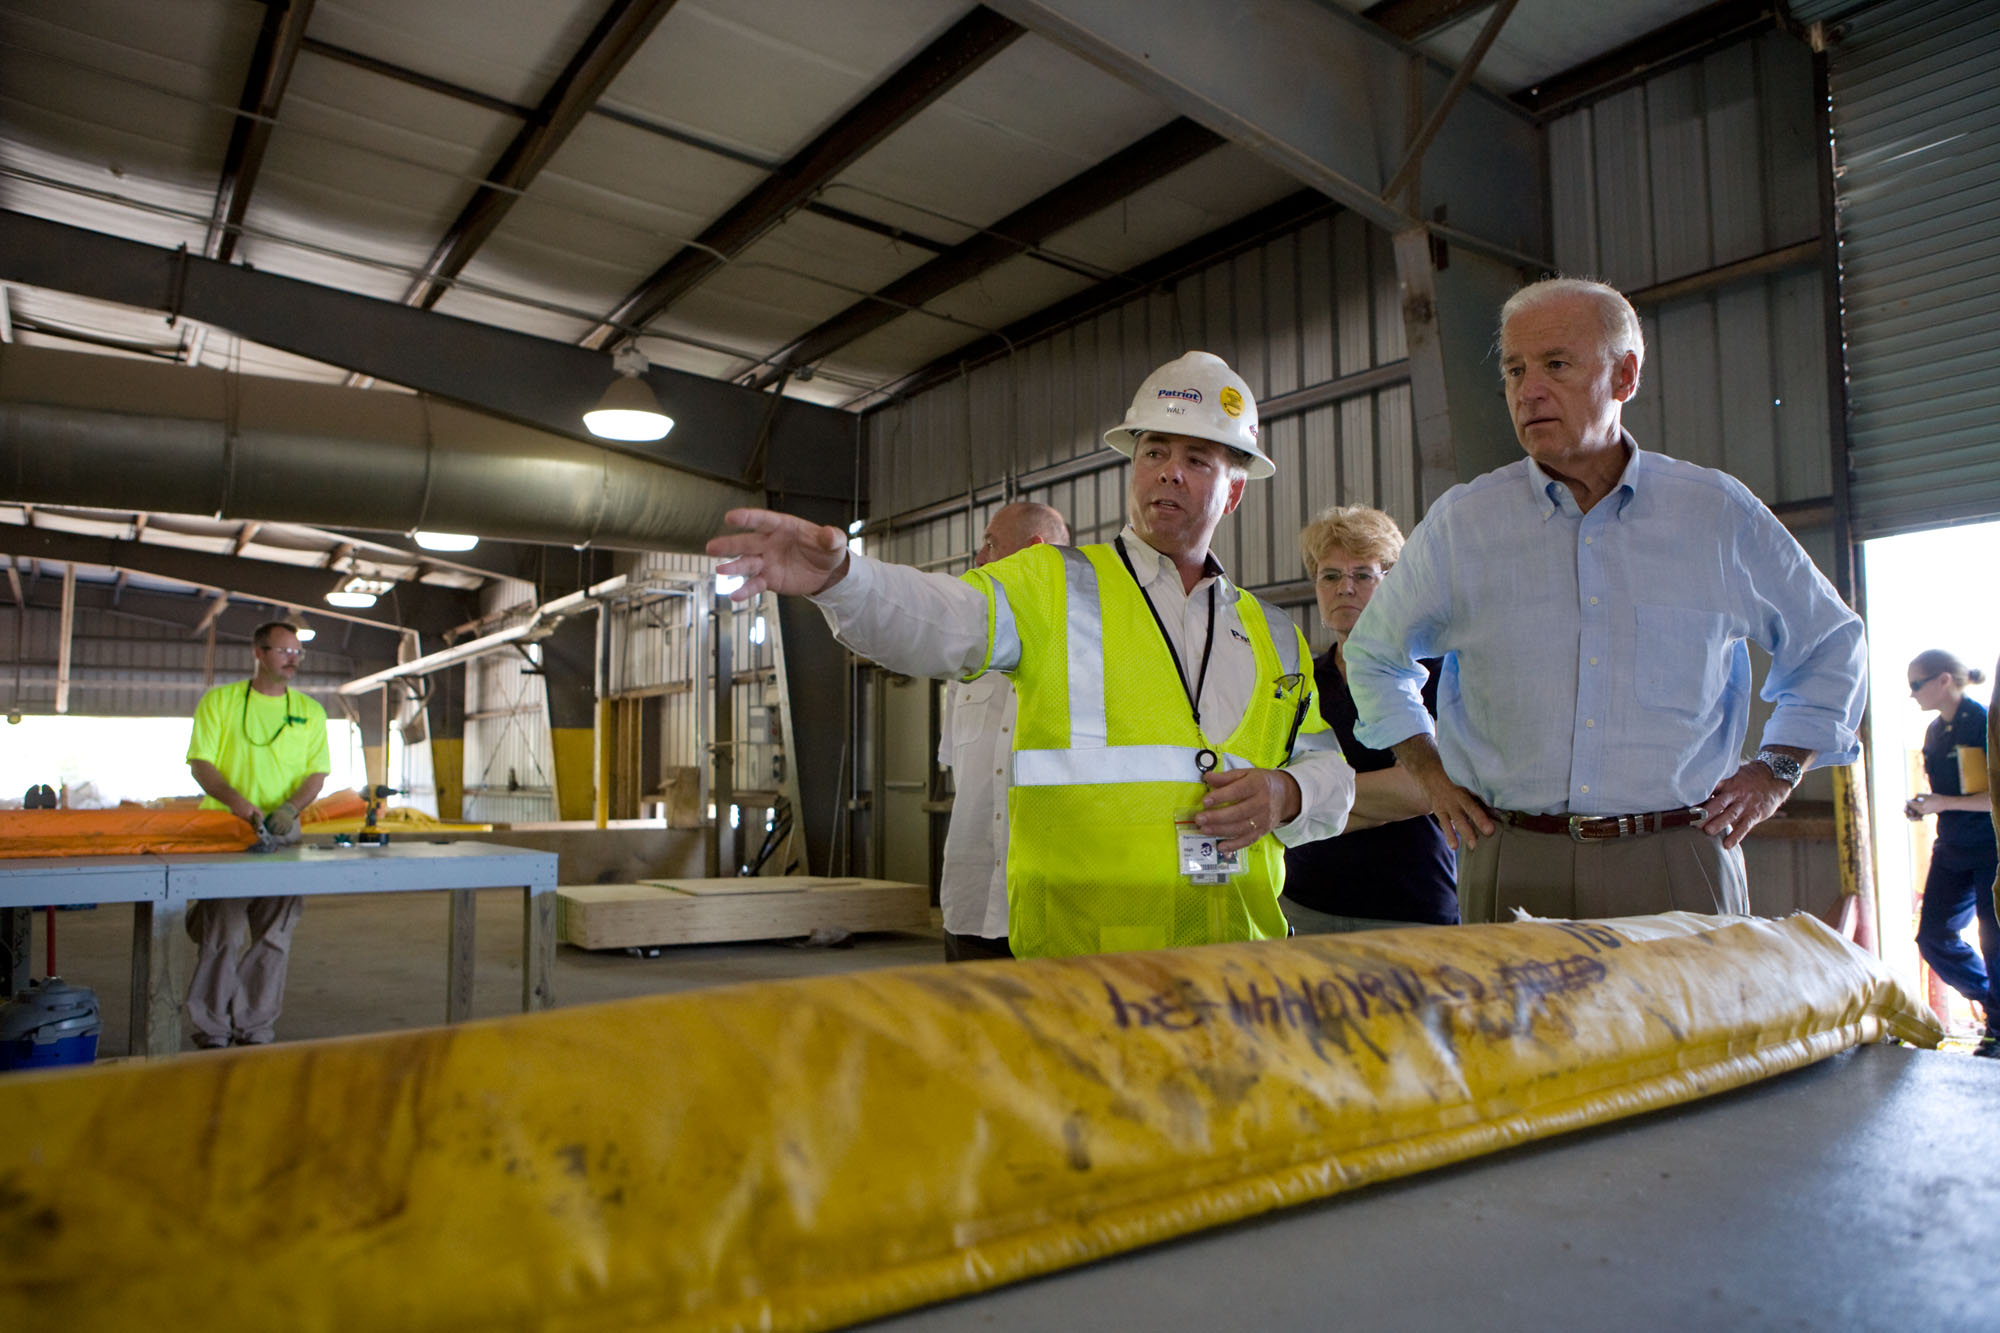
[1752, 748, 1805, 787]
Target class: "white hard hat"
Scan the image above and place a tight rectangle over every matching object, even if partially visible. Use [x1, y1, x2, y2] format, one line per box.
[1103, 350, 1272, 479]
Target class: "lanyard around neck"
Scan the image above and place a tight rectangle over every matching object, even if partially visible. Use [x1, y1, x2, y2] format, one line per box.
[1115, 536, 1219, 774]
[243, 680, 298, 748]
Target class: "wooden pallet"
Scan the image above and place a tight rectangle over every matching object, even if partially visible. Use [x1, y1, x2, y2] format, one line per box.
[558, 877, 931, 949]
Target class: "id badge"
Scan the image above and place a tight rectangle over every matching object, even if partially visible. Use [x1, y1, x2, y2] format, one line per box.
[1175, 811, 1244, 884]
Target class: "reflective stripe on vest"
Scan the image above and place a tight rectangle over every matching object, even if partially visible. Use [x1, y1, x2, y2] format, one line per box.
[1014, 745, 1255, 788]
[1060, 547, 1107, 748]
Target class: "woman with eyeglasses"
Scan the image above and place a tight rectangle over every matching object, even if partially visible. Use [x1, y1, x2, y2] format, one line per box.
[1279, 505, 1457, 933]
[1904, 649, 1998, 1058]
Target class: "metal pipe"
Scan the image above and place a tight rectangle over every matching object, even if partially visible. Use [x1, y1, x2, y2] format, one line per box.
[54, 562, 74, 714]
[0, 343, 757, 553]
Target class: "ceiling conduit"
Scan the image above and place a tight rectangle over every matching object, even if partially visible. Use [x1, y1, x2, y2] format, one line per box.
[0, 344, 757, 552]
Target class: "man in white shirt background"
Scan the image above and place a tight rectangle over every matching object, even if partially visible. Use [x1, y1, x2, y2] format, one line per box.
[938, 501, 1070, 961]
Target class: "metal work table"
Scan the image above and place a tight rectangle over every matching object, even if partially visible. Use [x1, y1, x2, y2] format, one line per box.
[2, 841, 558, 1055]
[873, 1043, 1997, 1332]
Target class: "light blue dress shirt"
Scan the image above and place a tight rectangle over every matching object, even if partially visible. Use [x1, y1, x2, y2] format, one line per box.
[1344, 438, 1867, 816]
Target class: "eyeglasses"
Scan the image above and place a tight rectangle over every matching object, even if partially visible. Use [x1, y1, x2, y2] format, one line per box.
[1317, 565, 1385, 591]
[262, 646, 305, 660]
[1909, 672, 1939, 694]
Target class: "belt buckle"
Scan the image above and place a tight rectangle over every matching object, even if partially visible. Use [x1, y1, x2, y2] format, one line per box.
[1567, 813, 1629, 842]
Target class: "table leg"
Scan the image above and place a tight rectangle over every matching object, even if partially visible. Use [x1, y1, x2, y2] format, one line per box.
[1, 907, 25, 998]
[525, 886, 555, 1012]
[446, 889, 476, 1024]
[134, 901, 184, 1056]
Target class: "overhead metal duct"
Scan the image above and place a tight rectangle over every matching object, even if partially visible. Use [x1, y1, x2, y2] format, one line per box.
[0, 344, 757, 552]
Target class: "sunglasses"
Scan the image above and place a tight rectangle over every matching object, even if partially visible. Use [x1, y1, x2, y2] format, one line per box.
[1908, 672, 1940, 694]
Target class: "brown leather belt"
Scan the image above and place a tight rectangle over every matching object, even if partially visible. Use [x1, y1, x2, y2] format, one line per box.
[1496, 807, 1707, 843]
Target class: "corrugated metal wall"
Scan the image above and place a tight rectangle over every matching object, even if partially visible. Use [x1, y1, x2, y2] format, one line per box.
[864, 210, 1414, 657]
[1546, 29, 1833, 510]
[612, 551, 786, 812]
[1827, 0, 2000, 537]
[460, 575, 556, 825]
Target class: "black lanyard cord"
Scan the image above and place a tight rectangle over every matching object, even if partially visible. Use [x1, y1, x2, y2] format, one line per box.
[243, 681, 299, 748]
[1114, 536, 1218, 731]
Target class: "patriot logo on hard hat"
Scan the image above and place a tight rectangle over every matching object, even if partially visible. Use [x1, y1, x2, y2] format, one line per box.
[1104, 351, 1274, 479]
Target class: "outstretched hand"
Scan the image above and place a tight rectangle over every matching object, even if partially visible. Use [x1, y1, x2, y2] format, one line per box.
[705, 508, 852, 601]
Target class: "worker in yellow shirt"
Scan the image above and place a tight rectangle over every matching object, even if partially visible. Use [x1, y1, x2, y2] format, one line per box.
[184, 621, 330, 1047]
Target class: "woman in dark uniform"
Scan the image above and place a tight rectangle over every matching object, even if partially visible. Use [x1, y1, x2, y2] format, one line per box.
[1905, 649, 1998, 1058]
[1280, 505, 1457, 932]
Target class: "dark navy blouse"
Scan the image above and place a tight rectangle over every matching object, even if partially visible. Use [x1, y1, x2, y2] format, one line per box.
[1283, 651, 1458, 924]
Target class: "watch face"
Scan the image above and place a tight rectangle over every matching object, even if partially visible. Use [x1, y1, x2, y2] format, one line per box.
[1757, 752, 1803, 785]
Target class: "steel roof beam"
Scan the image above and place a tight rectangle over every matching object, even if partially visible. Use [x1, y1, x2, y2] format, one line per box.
[299, 39, 968, 261]
[0, 527, 474, 638]
[9, 577, 403, 667]
[1364, 0, 1498, 44]
[581, 5, 1025, 350]
[987, 0, 1541, 251]
[748, 117, 1225, 389]
[872, 187, 1336, 406]
[207, 0, 316, 262]
[0, 211, 857, 500]
[299, 36, 535, 118]
[403, 0, 681, 310]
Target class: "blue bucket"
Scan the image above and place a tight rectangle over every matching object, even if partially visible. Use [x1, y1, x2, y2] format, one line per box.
[0, 977, 102, 1072]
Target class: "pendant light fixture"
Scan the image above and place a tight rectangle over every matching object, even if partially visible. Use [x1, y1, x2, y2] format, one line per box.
[584, 341, 674, 442]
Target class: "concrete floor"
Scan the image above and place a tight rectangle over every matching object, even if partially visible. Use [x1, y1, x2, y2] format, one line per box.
[26, 893, 946, 1056]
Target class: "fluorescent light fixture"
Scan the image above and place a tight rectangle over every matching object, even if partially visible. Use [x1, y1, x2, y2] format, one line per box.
[295, 625, 317, 642]
[847, 519, 864, 535]
[584, 342, 673, 442]
[414, 531, 478, 552]
[326, 572, 394, 610]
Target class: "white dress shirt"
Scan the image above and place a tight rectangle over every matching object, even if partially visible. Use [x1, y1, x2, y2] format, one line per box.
[813, 525, 1354, 846]
[937, 676, 1014, 938]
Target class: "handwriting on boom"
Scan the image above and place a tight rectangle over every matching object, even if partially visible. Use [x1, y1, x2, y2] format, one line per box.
[1102, 933, 1615, 1061]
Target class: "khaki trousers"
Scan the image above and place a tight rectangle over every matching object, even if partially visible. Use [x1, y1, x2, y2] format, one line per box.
[1456, 823, 1748, 924]
[185, 896, 304, 1046]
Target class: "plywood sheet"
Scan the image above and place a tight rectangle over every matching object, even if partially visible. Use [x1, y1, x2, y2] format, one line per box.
[560, 877, 930, 949]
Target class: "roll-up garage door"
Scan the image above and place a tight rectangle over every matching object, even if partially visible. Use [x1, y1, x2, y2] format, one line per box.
[1827, 0, 2000, 538]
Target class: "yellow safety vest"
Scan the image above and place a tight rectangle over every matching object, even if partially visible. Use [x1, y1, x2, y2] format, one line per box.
[963, 543, 1336, 958]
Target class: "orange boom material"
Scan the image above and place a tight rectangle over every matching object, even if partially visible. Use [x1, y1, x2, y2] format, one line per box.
[0, 808, 256, 858]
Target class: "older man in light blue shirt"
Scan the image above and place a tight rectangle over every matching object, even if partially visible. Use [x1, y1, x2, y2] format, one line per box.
[1345, 278, 1865, 923]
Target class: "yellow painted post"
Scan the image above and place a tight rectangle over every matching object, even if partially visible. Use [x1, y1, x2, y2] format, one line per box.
[594, 697, 613, 828]
[549, 727, 595, 822]
[431, 737, 464, 823]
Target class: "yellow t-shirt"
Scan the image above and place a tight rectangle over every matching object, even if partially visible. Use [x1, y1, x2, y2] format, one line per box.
[187, 681, 332, 813]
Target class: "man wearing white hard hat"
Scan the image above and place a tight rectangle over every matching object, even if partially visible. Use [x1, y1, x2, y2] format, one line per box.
[709, 351, 1355, 959]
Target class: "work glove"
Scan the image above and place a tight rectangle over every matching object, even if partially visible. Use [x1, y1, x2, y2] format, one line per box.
[262, 803, 304, 846]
